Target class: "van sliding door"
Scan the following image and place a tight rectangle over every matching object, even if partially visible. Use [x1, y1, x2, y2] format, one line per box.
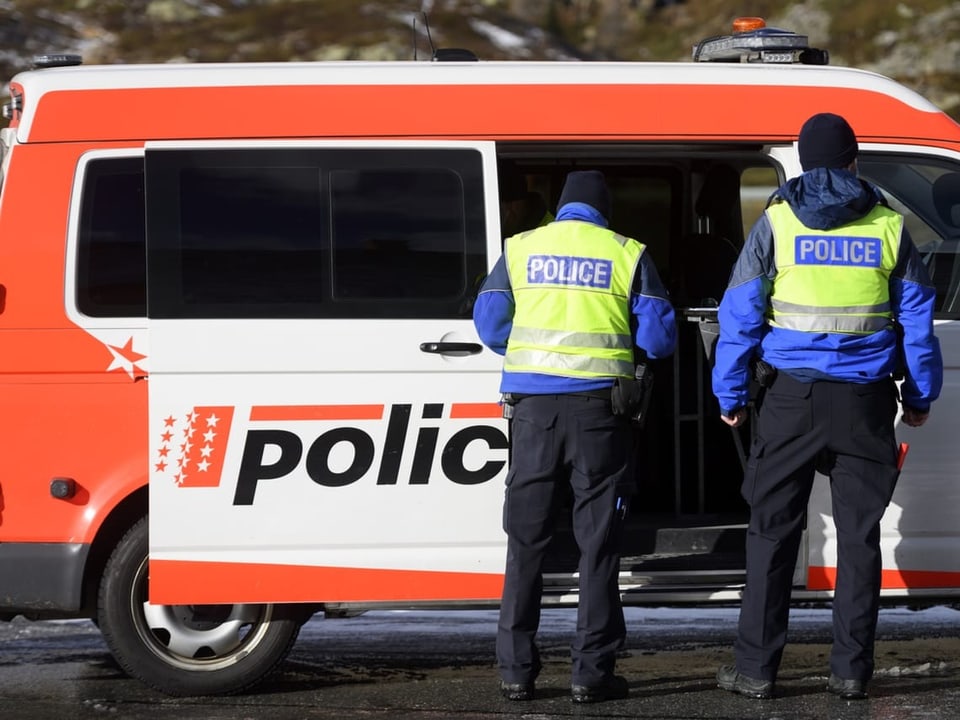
[144, 141, 510, 607]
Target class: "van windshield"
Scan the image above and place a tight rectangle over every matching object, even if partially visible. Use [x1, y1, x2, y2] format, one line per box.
[859, 154, 960, 317]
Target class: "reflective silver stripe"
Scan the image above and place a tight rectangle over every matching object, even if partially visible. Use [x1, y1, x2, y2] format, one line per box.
[505, 349, 634, 377]
[508, 325, 632, 350]
[772, 314, 892, 333]
[770, 298, 891, 315]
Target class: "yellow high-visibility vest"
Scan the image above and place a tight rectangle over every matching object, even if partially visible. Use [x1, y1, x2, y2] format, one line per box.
[503, 221, 644, 379]
[767, 202, 901, 334]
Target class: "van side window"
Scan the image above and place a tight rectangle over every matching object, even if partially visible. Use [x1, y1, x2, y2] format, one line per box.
[330, 167, 473, 301]
[859, 156, 960, 317]
[145, 148, 486, 319]
[76, 158, 147, 317]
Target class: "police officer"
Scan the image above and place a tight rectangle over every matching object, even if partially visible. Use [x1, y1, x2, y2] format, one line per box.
[473, 170, 676, 703]
[712, 113, 943, 700]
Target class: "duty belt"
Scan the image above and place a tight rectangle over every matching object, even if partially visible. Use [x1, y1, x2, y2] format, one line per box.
[503, 389, 611, 403]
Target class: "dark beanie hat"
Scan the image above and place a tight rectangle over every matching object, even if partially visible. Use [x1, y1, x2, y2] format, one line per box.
[557, 170, 611, 219]
[798, 112, 859, 171]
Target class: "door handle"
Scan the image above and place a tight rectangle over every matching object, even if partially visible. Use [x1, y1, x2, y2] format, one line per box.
[419, 342, 483, 355]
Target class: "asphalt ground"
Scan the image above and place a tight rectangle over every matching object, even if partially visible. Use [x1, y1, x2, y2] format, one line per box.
[1, 605, 958, 719]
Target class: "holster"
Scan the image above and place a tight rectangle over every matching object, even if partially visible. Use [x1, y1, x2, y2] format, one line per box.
[749, 358, 777, 408]
[611, 363, 654, 427]
[753, 359, 777, 388]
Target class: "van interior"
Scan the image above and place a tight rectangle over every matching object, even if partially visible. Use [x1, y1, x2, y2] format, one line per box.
[497, 143, 780, 602]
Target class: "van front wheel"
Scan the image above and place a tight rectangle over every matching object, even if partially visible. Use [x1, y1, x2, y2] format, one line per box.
[97, 517, 303, 696]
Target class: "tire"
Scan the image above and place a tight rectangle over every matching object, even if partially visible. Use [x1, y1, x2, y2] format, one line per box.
[97, 516, 303, 696]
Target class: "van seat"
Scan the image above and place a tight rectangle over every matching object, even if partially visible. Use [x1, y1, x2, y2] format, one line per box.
[675, 166, 742, 306]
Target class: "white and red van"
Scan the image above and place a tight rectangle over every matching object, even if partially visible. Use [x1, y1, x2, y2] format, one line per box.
[0, 19, 957, 696]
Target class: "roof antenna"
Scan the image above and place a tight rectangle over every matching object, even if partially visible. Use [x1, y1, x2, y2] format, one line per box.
[413, 11, 436, 61]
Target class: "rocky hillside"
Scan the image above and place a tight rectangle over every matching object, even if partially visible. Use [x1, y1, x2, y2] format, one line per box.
[3, 0, 960, 120]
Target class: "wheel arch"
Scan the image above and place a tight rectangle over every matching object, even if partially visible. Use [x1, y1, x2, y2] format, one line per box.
[79, 484, 148, 617]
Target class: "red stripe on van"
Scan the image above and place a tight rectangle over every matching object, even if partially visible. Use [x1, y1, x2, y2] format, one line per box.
[450, 402, 503, 419]
[30, 84, 960, 144]
[249, 405, 385, 421]
[808, 565, 960, 591]
[149, 560, 504, 605]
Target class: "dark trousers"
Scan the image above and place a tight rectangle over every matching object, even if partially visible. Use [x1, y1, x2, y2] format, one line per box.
[735, 374, 900, 682]
[496, 393, 633, 687]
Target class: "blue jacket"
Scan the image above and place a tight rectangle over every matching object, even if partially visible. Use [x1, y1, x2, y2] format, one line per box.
[712, 168, 943, 415]
[473, 203, 677, 394]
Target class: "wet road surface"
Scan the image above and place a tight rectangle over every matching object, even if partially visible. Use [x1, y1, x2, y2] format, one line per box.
[1, 605, 958, 719]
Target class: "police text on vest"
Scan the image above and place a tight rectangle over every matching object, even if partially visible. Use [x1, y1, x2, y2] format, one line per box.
[527, 254, 613, 288]
[795, 235, 882, 267]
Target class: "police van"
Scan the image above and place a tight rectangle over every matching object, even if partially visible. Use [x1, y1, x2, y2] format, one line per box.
[0, 18, 958, 696]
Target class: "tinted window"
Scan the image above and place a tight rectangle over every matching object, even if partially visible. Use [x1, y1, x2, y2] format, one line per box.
[146, 148, 486, 319]
[330, 168, 470, 300]
[177, 165, 323, 307]
[76, 157, 147, 317]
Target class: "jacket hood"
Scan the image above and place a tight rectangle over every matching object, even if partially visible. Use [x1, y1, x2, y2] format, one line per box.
[556, 202, 608, 227]
[776, 168, 881, 231]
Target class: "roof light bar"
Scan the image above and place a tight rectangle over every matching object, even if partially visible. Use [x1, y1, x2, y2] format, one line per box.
[32, 54, 83, 69]
[692, 17, 829, 65]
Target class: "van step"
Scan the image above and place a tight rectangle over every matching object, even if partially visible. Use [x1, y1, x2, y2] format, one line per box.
[622, 550, 744, 574]
[627, 523, 747, 555]
[544, 553, 745, 586]
[543, 517, 747, 575]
